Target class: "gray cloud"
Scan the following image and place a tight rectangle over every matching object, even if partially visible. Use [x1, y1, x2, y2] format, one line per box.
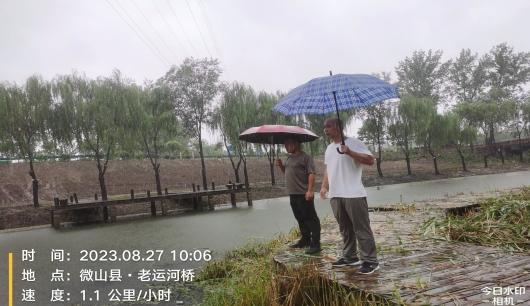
[2, 0, 529, 92]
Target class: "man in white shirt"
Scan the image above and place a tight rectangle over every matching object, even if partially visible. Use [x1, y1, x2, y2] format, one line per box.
[319, 118, 379, 274]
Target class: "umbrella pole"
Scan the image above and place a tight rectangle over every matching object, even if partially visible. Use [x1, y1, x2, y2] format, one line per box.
[270, 136, 276, 186]
[329, 71, 345, 154]
[332, 91, 346, 154]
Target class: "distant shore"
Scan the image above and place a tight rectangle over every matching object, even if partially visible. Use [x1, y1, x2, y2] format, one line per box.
[1, 156, 529, 230]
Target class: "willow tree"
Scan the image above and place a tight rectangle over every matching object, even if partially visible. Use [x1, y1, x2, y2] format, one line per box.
[388, 96, 424, 175]
[0, 84, 8, 156]
[446, 113, 477, 172]
[161, 58, 221, 190]
[255, 91, 295, 186]
[213, 82, 258, 185]
[61, 72, 128, 200]
[1, 77, 51, 207]
[410, 98, 448, 175]
[128, 84, 180, 195]
[358, 102, 390, 177]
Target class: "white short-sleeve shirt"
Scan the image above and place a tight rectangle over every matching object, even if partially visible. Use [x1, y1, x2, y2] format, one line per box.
[324, 137, 372, 198]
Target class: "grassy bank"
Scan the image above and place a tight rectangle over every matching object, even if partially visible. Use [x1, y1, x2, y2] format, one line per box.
[194, 230, 391, 306]
[422, 187, 530, 251]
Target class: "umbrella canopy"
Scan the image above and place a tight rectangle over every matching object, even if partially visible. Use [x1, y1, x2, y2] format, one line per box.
[239, 124, 319, 144]
[273, 73, 399, 154]
[273, 73, 398, 115]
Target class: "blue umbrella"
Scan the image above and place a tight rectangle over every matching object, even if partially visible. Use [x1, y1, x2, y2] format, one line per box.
[273, 72, 398, 153]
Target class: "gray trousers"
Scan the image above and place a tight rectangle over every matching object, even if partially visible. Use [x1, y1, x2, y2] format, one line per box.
[330, 197, 378, 263]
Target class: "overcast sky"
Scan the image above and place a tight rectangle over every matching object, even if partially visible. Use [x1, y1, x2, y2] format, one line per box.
[1, 0, 529, 141]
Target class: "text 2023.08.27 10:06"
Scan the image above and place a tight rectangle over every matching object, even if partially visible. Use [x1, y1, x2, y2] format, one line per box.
[79, 249, 212, 262]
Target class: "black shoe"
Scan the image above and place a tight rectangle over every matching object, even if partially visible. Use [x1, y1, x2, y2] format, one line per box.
[305, 246, 322, 255]
[289, 240, 310, 248]
[358, 262, 379, 274]
[331, 257, 362, 267]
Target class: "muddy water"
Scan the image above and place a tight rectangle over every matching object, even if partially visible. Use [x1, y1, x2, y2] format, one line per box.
[1, 170, 529, 305]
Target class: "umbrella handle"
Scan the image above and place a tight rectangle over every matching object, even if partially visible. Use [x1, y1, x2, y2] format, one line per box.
[336, 141, 346, 154]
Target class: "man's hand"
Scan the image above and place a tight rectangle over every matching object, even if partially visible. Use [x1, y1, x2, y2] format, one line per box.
[319, 187, 328, 199]
[305, 191, 314, 201]
[341, 145, 375, 165]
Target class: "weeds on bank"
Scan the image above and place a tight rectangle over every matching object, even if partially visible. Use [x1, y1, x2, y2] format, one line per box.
[197, 229, 392, 306]
[422, 187, 530, 251]
[267, 264, 390, 306]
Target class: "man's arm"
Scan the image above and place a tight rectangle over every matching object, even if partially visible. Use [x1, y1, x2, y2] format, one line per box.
[319, 170, 329, 199]
[339, 144, 375, 165]
[305, 173, 315, 201]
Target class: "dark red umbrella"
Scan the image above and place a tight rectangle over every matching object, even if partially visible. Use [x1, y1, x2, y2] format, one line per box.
[239, 125, 319, 144]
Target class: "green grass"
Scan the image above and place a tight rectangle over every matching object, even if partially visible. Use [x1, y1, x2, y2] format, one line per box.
[197, 229, 393, 306]
[422, 187, 530, 251]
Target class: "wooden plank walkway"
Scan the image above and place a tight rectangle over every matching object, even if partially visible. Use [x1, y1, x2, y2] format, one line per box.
[49, 183, 252, 228]
[273, 196, 530, 305]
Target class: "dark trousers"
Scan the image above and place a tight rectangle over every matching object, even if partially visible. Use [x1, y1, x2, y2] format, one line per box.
[290, 194, 321, 247]
[330, 197, 378, 263]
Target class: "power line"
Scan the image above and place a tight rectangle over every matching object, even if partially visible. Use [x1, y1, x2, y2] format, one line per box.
[113, 0, 173, 65]
[105, 0, 169, 67]
[196, 0, 222, 59]
[184, 0, 213, 58]
[130, 0, 181, 65]
[153, 0, 190, 57]
[166, 0, 200, 56]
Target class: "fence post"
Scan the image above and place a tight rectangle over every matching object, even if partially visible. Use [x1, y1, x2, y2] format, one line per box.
[148, 190, 156, 216]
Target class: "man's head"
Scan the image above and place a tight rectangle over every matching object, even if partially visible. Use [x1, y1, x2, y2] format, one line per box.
[324, 117, 343, 139]
[284, 138, 301, 154]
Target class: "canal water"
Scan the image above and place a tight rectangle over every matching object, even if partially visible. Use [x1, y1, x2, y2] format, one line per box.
[1, 170, 529, 305]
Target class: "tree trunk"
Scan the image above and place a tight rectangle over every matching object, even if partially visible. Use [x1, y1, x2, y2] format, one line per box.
[242, 154, 252, 206]
[98, 172, 108, 201]
[456, 147, 468, 172]
[376, 140, 383, 177]
[154, 164, 162, 195]
[235, 159, 242, 183]
[489, 124, 495, 145]
[376, 158, 383, 178]
[483, 155, 488, 168]
[405, 155, 411, 176]
[223, 136, 241, 182]
[498, 147, 505, 164]
[243, 158, 250, 188]
[518, 134, 524, 162]
[28, 158, 39, 207]
[198, 133, 208, 190]
[428, 148, 440, 175]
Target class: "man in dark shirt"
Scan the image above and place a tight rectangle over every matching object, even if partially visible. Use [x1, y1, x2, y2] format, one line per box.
[276, 138, 321, 254]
